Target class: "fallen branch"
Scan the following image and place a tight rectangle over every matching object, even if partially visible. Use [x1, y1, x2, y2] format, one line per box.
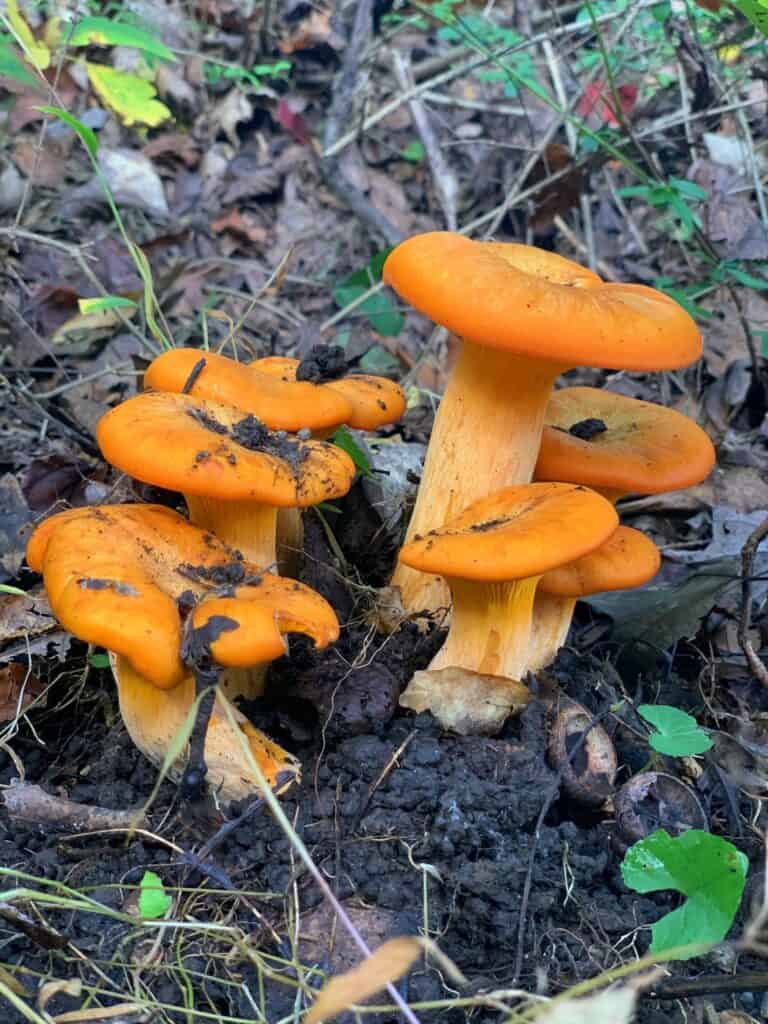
[320, 0, 404, 247]
[738, 515, 768, 687]
[2, 782, 146, 831]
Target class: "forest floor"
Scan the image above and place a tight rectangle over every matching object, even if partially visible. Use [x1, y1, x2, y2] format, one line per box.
[1, 2, 768, 1023]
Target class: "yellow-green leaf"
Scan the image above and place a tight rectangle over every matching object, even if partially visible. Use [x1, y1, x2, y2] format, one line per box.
[305, 937, 421, 1024]
[86, 63, 171, 127]
[5, 0, 50, 69]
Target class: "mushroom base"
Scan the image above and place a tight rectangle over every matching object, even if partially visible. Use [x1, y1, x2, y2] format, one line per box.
[431, 576, 540, 681]
[113, 655, 299, 802]
[185, 495, 279, 572]
[525, 593, 577, 674]
[391, 341, 561, 615]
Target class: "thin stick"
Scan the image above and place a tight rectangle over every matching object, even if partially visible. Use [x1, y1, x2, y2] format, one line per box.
[391, 49, 458, 230]
[738, 516, 768, 688]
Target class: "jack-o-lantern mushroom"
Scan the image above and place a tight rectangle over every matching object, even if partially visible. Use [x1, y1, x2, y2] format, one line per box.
[26, 504, 340, 803]
[96, 391, 356, 574]
[526, 526, 661, 674]
[396, 483, 618, 732]
[529, 386, 715, 670]
[145, 345, 406, 435]
[382, 232, 701, 614]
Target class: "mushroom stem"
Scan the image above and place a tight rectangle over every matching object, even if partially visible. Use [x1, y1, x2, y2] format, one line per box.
[430, 576, 540, 681]
[526, 593, 577, 673]
[114, 656, 299, 800]
[391, 342, 560, 613]
[185, 495, 278, 570]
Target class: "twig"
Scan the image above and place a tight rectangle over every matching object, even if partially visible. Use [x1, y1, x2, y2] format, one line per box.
[738, 516, 768, 687]
[645, 972, 768, 1000]
[321, 1, 403, 247]
[391, 49, 458, 231]
[1, 782, 145, 831]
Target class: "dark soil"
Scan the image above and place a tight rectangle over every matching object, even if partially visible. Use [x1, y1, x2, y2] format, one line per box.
[296, 343, 348, 383]
[0, 487, 765, 1023]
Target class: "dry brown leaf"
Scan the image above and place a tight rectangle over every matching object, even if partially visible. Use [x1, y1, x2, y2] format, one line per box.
[211, 209, 268, 244]
[143, 132, 200, 168]
[305, 937, 421, 1024]
[279, 8, 344, 54]
[0, 590, 55, 645]
[0, 663, 45, 721]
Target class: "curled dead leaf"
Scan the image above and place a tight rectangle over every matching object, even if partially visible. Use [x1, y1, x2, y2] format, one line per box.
[0, 663, 46, 722]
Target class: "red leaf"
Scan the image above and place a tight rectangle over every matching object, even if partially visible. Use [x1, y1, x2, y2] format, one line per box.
[276, 98, 310, 145]
[577, 80, 637, 126]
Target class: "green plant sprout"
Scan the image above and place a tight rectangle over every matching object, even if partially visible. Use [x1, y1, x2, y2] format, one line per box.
[621, 829, 747, 957]
[203, 58, 292, 90]
[332, 250, 404, 337]
[618, 178, 708, 242]
[637, 705, 713, 757]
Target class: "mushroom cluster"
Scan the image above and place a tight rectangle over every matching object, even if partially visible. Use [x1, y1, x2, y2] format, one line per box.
[27, 343, 406, 802]
[383, 231, 714, 731]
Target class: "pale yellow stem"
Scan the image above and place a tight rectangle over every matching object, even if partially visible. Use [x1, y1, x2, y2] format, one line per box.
[113, 655, 298, 802]
[392, 341, 560, 614]
[526, 593, 577, 674]
[431, 577, 540, 681]
[185, 495, 278, 569]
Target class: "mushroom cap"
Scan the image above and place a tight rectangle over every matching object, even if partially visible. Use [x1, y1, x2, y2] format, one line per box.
[398, 482, 619, 582]
[251, 356, 406, 431]
[539, 525, 661, 597]
[383, 232, 701, 371]
[145, 348, 353, 433]
[26, 504, 340, 688]
[535, 386, 716, 495]
[96, 391, 356, 508]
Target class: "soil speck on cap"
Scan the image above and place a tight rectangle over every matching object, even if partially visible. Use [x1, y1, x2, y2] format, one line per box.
[568, 417, 608, 440]
[178, 561, 249, 587]
[295, 343, 347, 383]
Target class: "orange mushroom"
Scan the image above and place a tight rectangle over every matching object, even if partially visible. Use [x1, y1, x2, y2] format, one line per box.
[526, 526, 661, 673]
[145, 345, 406, 434]
[26, 504, 340, 802]
[96, 391, 355, 570]
[144, 348, 353, 434]
[382, 232, 701, 614]
[397, 483, 618, 729]
[250, 350, 406, 432]
[535, 386, 716, 502]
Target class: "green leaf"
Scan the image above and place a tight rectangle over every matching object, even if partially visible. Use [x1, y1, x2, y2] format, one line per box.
[69, 16, 177, 61]
[332, 250, 404, 337]
[86, 63, 171, 128]
[670, 177, 708, 201]
[87, 652, 111, 669]
[37, 105, 99, 157]
[731, 2, 768, 38]
[621, 829, 747, 957]
[637, 704, 713, 757]
[0, 35, 37, 85]
[78, 295, 137, 315]
[400, 140, 426, 163]
[0, 584, 27, 597]
[138, 870, 172, 919]
[331, 426, 372, 477]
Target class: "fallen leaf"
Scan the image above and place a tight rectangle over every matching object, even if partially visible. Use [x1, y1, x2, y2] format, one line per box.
[279, 8, 344, 54]
[672, 506, 768, 604]
[535, 986, 639, 1023]
[211, 208, 267, 243]
[527, 143, 583, 230]
[703, 131, 768, 176]
[305, 937, 422, 1024]
[400, 667, 530, 736]
[577, 81, 637, 126]
[0, 160, 24, 212]
[86, 63, 171, 128]
[0, 474, 33, 581]
[276, 97, 311, 144]
[51, 306, 129, 349]
[211, 88, 253, 148]
[143, 132, 200, 167]
[693, 159, 768, 260]
[97, 148, 169, 218]
[0, 663, 45, 722]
